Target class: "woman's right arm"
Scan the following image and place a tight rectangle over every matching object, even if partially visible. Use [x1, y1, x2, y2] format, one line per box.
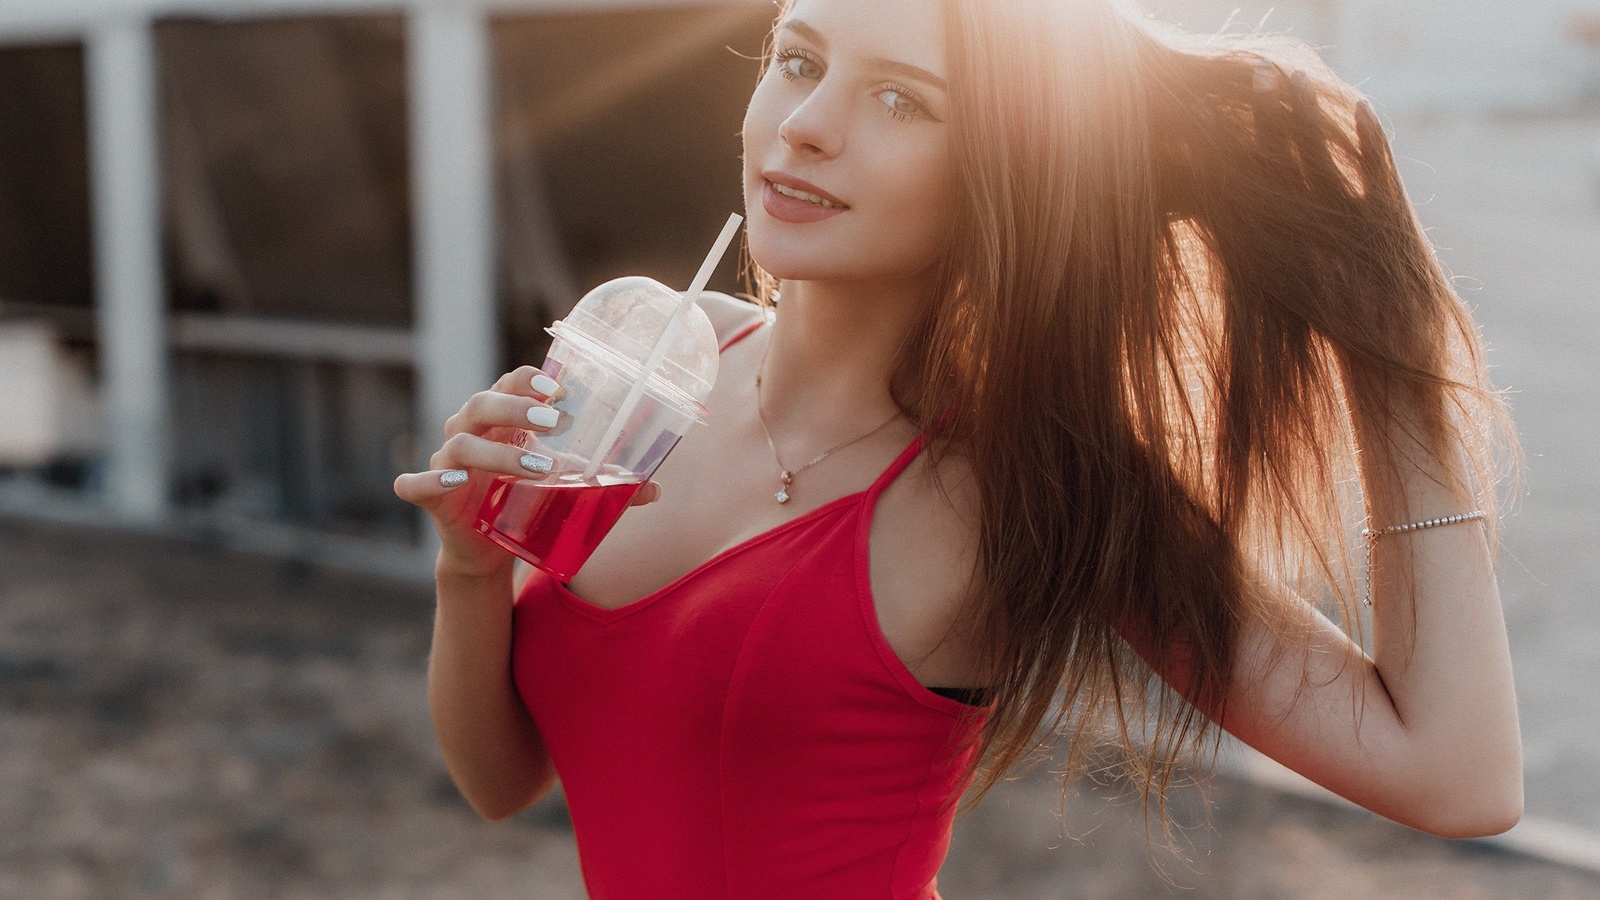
[396, 364, 664, 820]
[428, 560, 557, 821]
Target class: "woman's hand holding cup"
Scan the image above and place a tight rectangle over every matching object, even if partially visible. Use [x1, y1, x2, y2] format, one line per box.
[393, 366, 661, 579]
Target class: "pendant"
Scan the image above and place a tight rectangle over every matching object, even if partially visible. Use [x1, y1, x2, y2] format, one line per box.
[776, 471, 793, 504]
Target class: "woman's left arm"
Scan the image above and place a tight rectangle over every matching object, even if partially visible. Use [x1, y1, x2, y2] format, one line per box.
[1213, 421, 1521, 838]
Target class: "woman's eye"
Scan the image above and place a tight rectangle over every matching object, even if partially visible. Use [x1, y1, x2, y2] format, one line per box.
[776, 52, 823, 81]
[878, 89, 924, 120]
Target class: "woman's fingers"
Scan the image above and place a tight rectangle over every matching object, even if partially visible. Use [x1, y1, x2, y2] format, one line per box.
[444, 385, 563, 440]
[400, 468, 656, 509]
[393, 468, 477, 506]
[428, 432, 555, 481]
[629, 481, 662, 506]
[492, 365, 564, 401]
[405, 363, 661, 515]
[396, 427, 555, 514]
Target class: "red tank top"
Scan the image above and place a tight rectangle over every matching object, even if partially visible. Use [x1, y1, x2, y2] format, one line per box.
[510, 318, 990, 899]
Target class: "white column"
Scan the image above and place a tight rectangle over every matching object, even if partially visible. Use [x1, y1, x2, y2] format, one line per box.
[85, 15, 169, 521]
[407, 2, 498, 455]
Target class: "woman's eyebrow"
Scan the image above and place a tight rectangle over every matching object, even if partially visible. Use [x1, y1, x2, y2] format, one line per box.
[779, 18, 949, 93]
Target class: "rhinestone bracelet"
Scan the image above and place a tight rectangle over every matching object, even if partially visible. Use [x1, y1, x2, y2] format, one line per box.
[1360, 509, 1486, 607]
[1361, 510, 1486, 543]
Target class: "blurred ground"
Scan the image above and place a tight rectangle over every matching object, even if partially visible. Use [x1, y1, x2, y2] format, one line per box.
[4, 515, 1600, 899]
[4, 110, 1600, 898]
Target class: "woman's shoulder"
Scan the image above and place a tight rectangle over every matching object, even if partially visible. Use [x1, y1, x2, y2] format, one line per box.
[875, 444, 982, 592]
[696, 291, 768, 345]
[870, 443, 987, 687]
[900, 446, 980, 546]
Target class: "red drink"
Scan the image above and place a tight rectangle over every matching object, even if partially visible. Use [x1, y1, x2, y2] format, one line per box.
[475, 475, 645, 580]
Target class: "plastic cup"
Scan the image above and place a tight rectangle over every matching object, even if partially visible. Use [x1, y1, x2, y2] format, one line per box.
[474, 276, 720, 580]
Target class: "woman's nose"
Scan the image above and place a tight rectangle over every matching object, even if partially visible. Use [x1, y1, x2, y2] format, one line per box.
[778, 89, 846, 159]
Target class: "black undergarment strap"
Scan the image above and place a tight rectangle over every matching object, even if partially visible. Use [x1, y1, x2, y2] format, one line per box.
[928, 685, 991, 707]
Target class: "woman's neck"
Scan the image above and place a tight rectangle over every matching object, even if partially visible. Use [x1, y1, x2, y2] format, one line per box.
[756, 276, 929, 436]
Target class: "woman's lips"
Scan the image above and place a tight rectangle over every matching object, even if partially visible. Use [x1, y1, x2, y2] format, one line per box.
[761, 179, 848, 224]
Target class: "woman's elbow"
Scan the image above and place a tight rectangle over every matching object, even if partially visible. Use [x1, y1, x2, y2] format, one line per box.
[1411, 776, 1524, 839]
[471, 795, 531, 823]
[455, 766, 557, 823]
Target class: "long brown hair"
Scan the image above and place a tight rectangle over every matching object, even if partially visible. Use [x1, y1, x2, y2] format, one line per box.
[748, 0, 1515, 833]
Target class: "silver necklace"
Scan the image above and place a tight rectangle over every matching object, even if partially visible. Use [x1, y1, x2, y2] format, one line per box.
[753, 342, 900, 505]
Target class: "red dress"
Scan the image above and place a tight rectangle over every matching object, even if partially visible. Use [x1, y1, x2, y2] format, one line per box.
[511, 320, 991, 899]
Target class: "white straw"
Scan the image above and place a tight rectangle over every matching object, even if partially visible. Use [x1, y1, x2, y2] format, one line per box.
[682, 213, 745, 308]
[581, 213, 744, 482]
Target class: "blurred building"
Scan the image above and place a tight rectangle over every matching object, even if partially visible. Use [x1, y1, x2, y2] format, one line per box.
[1, 0, 1595, 572]
[0, 0, 770, 573]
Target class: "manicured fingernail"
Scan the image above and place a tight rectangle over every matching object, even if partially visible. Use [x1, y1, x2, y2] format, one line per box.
[531, 373, 560, 396]
[519, 453, 554, 475]
[439, 470, 469, 489]
[527, 405, 560, 428]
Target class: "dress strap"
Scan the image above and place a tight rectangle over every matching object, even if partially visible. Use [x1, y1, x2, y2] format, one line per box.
[719, 312, 770, 352]
[864, 433, 927, 503]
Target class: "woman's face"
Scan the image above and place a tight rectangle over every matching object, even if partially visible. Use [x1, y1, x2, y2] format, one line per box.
[742, 0, 955, 286]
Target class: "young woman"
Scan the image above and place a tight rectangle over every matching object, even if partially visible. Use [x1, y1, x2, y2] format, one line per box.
[394, 0, 1523, 895]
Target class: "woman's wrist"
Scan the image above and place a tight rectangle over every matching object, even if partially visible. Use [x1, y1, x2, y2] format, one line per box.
[435, 548, 515, 587]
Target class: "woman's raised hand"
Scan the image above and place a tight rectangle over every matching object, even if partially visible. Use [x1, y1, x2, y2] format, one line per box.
[393, 366, 661, 578]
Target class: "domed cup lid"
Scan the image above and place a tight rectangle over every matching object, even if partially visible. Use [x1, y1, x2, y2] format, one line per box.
[548, 276, 719, 421]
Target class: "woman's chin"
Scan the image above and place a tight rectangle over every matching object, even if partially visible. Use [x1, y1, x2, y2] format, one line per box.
[749, 259, 815, 283]
[748, 259, 855, 285]
[746, 227, 940, 286]
[743, 239, 839, 284]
